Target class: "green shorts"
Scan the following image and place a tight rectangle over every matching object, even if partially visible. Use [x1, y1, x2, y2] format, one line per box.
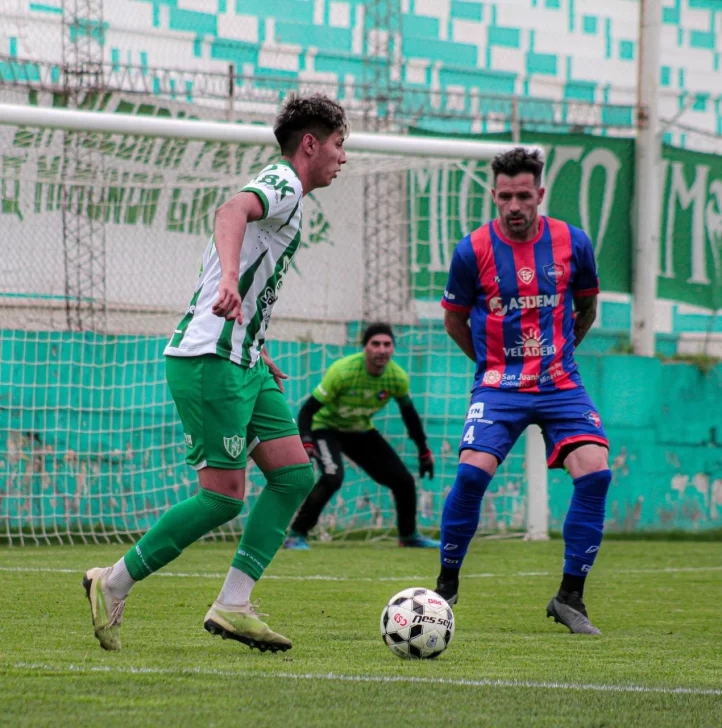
[166, 354, 299, 470]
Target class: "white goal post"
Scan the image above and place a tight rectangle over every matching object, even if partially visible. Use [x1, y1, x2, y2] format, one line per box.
[0, 101, 548, 544]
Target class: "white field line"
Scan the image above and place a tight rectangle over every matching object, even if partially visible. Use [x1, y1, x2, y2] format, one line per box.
[0, 565, 721, 581]
[8, 662, 722, 697]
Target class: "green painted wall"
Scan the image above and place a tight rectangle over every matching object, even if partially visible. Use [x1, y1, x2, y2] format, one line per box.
[1, 328, 721, 539]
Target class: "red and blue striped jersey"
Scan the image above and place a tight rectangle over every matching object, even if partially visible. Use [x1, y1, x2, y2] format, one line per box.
[441, 217, 600, 392]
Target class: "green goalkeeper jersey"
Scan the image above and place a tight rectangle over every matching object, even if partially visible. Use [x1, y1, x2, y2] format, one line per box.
[311, 352, 411, 433]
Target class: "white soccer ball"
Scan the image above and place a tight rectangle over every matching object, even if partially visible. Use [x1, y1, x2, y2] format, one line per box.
[380, 587, 455, 659]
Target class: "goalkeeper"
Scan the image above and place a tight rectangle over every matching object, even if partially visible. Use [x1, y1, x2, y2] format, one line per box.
[284, 323, 438, 549]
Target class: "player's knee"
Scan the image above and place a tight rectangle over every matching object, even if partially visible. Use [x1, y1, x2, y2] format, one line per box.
[574, 469, 612, 500]
[385, 468, 416, 495]
[455, 462, 492, 498]
[267, 463, 316, 500]
[295, 463, 316, 498]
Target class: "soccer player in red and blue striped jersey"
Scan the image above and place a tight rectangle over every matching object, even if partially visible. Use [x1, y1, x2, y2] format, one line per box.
[436, 148, 611, 635]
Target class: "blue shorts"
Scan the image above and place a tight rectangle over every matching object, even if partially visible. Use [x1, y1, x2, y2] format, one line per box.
[459, 386, 608, 469]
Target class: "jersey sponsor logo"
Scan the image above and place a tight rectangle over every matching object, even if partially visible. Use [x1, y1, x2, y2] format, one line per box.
[488, 294, 561, 317]
[488, 297, 508, 316]
[504, 329, 557, 358]
[223, 435, 245, 459]
[539, 362, 567, 385]
[518, 267, 535, 284]
[543, 262, 566, 285]
[499, 362, 569, 387]
[466, 402, 494, 424]
[503, 372, 541, 386]
[260, 256, 293, 329]
[256, 173, 295, 200]
[482, 370, 502, 385]
[467, 402, 484, 419]
[583, 410, 602, 428]
[336, 405, 379, 419]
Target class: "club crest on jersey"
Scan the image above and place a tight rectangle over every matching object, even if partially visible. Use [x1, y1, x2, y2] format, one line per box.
[583, 410, 602, 428]
[377, 390, 389, 402]
[543, 263, 565, 286]
[223, 435, 245, 459]
[517, 267, 535, 285]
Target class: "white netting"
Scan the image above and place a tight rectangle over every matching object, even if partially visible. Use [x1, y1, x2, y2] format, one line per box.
[0, 99, 531, 545]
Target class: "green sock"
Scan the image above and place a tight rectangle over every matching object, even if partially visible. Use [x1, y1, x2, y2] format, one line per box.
[124, 488, 244, 580]
[232, 463, 314, 581]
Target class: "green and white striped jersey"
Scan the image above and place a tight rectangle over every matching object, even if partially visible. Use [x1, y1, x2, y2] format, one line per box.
[165, 160, 303, 367]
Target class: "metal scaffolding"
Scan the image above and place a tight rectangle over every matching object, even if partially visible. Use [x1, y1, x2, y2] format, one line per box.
[361, 0, 410, 325]
[61, 0, 107, 333]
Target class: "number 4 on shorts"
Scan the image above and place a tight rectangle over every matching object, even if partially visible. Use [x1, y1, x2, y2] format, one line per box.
[463, 426, 475, 445]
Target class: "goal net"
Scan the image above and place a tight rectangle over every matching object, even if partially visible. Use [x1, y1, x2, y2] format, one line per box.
[0, 97, 546, 545]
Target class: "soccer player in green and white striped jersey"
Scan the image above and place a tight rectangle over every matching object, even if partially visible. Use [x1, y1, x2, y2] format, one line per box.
[83, 94, 348, 654]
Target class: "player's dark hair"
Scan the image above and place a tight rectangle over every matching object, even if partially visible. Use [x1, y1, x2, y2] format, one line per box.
[274, 93, 349, 155]
[362, 322, 395, 346]
[491, 147, 545, 186]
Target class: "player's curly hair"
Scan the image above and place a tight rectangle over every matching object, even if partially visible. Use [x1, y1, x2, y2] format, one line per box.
[491, 147, 545, 186]
[274, 93, 349, 155]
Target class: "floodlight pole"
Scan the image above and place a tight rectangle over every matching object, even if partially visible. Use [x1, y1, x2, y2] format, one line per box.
[632, 0, 662, 356]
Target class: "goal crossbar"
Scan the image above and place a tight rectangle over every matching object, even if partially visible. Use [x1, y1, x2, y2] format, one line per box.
[0, 102, 536, 161]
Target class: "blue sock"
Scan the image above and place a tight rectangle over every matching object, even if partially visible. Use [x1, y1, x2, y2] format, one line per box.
[440, 463, 493, 572]
[563, 469, 612, 577]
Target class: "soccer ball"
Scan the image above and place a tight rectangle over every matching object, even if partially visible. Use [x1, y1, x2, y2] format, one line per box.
[380, 587, 455, 659]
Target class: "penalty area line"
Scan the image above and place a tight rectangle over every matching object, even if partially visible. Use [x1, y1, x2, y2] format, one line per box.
[9, 662, 722, 697]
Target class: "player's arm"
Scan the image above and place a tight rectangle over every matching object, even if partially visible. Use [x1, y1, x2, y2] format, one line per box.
[571, 229, 600, 349]
[298, 362, 342, 457]
[573, 294, 597, 348]
[211, 191, 264, 322]
[441, 239, 477, 362]
[397, 395, 434, 480]
[444, 309, 476, 362]
[297, 395, 324, 459]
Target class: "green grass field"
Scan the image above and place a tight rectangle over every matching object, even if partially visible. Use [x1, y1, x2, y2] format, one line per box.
[1, 539, 721, 727]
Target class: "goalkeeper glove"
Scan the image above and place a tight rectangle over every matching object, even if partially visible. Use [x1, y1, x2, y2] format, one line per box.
[418, 449, 435, 480]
